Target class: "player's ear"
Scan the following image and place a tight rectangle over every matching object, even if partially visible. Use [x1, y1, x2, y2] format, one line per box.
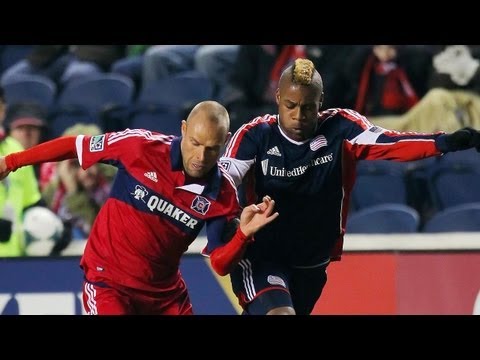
[276, 88, 280, 105]
[224, 132, 232, 146]
[319, 91, 324, 109]
[181, 120, 187, 137]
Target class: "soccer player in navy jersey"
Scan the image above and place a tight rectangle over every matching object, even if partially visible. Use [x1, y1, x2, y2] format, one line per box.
[0, 100, 279, 315]
[206, 58, 480, 315]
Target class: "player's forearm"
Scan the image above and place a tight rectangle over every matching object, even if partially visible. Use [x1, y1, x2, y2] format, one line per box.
[209, 228, 253, 276]
[6, 136, 78, 172]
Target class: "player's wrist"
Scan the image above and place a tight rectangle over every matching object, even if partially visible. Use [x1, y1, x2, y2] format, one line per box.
[237, 226, 254, 243]
[5, 153, 18, 172]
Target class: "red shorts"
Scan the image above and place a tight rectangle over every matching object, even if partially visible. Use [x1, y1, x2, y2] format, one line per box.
[82, 277, 193, 315]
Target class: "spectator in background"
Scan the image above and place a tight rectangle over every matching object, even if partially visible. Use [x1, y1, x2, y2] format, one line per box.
[111, 45, 151, 90]
[195, 45, 239, 101]
[349, 45, 420, 117]
[0, 87, 44, 257]
[60, 45, 127, 86]
[142, 45, 200, 85]
[0, 45, 70, 86]
[4, 102, 49, 150]
[4, 102, 50, 180]
[41, 124, 116, 240]
[367, 45, 480, 133]
[141, 45, 240, 93]
[305, 45, 357, 109]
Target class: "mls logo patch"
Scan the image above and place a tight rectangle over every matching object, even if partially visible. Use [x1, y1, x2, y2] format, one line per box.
[219, 160, 231, 171]
[90, 135, 105, 152]
[267, 275, 286, 288]
[191, 195, 211, 215]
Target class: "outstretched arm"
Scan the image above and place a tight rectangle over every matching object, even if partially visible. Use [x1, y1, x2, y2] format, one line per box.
[435, 127, 480, 153]
[0, 136, 77, 180]
[210, 196, 279, 276]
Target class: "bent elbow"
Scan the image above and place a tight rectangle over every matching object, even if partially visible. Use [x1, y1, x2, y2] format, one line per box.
[211, 260, 230, 277]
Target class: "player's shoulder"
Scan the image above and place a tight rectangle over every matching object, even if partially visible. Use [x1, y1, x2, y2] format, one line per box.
[320, 108, 368, 123]
[106, 128, 175, 147]
[218, 164, 238, 192]
[239, 114, 278, 133]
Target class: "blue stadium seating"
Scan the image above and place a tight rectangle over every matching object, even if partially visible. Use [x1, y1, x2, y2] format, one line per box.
[2, 75, 57, 109]
[422, 203, 480, 232]
[428, 164, 480, 210]
[0, 45, 33, 74]
[351, 160, 409, 210]
[56, 73, 135, 115]
[48, 106, 97, 138]
[129, 106, 182, 136]
[346, 203, 420, 233]
[136, 72, 213, 113]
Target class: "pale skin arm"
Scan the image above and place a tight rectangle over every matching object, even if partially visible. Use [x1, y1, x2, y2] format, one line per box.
[239, 195, 279, 238]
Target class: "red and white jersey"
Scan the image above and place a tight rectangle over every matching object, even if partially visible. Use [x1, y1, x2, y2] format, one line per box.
[76, 129, 239, 292]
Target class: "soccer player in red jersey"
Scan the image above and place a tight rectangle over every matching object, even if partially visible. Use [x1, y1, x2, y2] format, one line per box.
[209, 58, 480, 315]
[0, 100, 279, 315]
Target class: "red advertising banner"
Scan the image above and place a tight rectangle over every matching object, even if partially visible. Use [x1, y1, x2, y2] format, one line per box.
[397, 253, 480, 314]
[312, 252, 480, 315]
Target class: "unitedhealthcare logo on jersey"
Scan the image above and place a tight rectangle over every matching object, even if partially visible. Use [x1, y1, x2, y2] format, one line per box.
[263, 153, 334, 178]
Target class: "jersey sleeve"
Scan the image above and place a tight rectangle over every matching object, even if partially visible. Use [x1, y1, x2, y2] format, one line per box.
[202, 170, 242, 256]
[75, 129, 147, 170]
[220, 120, 262, 187]
[339, 109, 443, 161]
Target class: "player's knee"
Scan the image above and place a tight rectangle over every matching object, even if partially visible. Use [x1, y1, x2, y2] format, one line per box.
[266, 306, 296, 315]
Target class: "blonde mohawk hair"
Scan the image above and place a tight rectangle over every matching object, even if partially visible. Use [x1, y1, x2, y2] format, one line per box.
[292, 58, 315, 85]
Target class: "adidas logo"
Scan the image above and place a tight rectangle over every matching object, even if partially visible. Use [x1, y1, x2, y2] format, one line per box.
[267, 146, 281, 157]
[144, 171, 158, 183]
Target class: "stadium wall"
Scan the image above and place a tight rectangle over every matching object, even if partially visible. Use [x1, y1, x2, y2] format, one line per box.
[1, 233, 479, 315]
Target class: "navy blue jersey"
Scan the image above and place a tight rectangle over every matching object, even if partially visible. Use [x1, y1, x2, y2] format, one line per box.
[217, 109, 443, 266]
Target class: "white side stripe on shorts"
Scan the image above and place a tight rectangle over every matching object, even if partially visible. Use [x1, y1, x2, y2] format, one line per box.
[84, 282, 98, 315]
[239, 259, 256, 301]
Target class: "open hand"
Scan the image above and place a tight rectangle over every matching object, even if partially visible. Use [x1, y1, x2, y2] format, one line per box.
[239, 195, 279, 238]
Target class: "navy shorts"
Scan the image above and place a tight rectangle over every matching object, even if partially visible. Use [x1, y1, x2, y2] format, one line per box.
[230, 258, 328, 315]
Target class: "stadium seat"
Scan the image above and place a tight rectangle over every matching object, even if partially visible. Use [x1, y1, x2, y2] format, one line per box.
[136, 72, 213, 113]
[129, 106, 182, 136]
[351, 160, 409, 211]
[56, 73, 135, 115]
[0, 45, 33, 73]
[346, 203, 420, 233]
[2, 75, 57, 109]
[428, 164, 480, 210]
[437, 148, 480, 168]
[48, 106, 97, 138]
[422, 203, 480, 232]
